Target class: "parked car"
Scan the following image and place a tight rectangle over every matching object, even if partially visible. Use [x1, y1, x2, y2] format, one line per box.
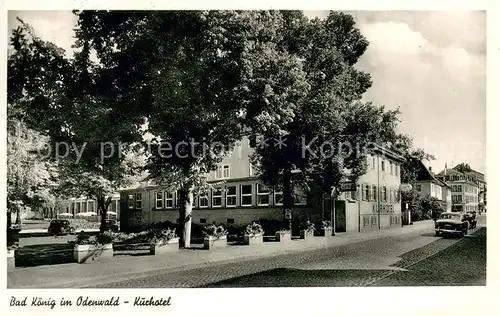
[464, 211, 477, 229]
[435, 212, 469, 237]
[48, 219, 75, 235]
[104, 219, 119, 232]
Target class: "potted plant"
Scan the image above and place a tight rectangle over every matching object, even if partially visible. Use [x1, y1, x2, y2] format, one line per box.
[299, 220, 315, 239]
[72, 231, 114, 263]
[149, 228, 179, 255]
[243, 222, 264, 245]
[275, 228, 292, 242]
[203, 224, 228, 250]
[318, 220, 333, 237]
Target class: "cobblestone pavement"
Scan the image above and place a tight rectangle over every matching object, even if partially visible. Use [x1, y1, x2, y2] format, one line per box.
[371, 227, 486, 286]
[89, 220, 485, 288]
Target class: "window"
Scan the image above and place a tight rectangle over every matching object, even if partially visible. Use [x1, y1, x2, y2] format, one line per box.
[226, 186, 237, 207]
[390, 162, 393, 175]
[372, 156, 375, 169]
[350, 189, 357, 200]
[175, 191, 180, 208]
[216, 165, 230, 179]
[368, 186, 374, 201]
[381, 187, 387, 202]
[395, 164, 399, 176]
[372, 185, 378, 201]
[199, 191, 209, 208]
[227, 218, 235, 224]
[274, 190, 283, 206]
[128, 194, 135, 209]
[135, 193, 142, 209]
[215, 166, 222, 179]
[257, 184, 270, 206]
[241, 184, 253, 206]
[416, 184, 421, 191]
[165, 192, 174, 209]
[212, 188, 223, 207]
[381, 160, 385, 171]
[200, 218, 207, 224]
[88, 201, 94, 212]
[363, 185, 369, 201]
[155, 191, 164, 209]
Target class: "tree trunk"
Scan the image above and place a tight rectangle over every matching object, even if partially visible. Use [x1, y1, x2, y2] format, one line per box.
[178, 184, 194, 249]
[282, 167, 293, 230]
[15, 207, 20, 225]
[97, 195, 113, 233]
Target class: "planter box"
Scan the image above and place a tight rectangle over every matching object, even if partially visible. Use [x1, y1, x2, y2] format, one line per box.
[7, 249, 15, 271]
[243, 234, 264, 245]
[275, 231, 292, 242]
[150, 237, 180, 255]
[73, 243, 113, 264]
[203, 236, 228, 250]
[299, 230, 314, 239]
[317, 228, 333, 237]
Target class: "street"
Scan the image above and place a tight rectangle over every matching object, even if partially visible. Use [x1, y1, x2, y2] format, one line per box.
[87, 215, 486, 288]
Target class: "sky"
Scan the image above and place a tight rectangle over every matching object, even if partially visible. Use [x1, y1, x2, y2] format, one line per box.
[7, 10, 487, 175]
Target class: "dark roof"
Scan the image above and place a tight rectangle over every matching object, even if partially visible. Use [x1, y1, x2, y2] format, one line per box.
[415, 161, 450, 188]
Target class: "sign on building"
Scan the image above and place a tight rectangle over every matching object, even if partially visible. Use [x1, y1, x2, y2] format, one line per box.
[340, 182, 357, 192]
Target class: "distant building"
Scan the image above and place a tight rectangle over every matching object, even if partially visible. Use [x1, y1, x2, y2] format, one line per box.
[458, 167, 487, 212]
[59, 193, 121, 220]
[435, 164, 481, 213]
[119, 137, 406, 233]
[413, 162, 452, 212]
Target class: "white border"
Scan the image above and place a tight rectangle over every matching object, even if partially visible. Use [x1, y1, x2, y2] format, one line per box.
[1, 1, 498, 316]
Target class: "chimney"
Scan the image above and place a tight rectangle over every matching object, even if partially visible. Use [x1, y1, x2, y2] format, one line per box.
[444, 163, 447, 175]
[429, 166, 432, 172]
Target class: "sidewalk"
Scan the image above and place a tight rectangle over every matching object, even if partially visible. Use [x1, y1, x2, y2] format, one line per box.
[8, 221, 433, 288]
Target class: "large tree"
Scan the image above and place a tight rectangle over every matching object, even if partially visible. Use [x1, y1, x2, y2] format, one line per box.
[7, 102, 59, 225]
[250, 11, 394, 227]
[70, 10, 309, 247]
[8, 18, 146, 232]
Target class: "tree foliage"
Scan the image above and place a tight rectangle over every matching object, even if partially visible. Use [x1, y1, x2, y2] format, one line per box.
[402, 190, 446, 221]
[7, 103, 59, 223]
[250, 11, 403, 220]
[390, 134, 436, 183]
[8, 17, 146, 231]
[68, 10, 310, 247]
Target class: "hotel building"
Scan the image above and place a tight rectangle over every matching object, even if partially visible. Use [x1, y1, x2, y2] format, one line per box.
[119, 137, 406, 233]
